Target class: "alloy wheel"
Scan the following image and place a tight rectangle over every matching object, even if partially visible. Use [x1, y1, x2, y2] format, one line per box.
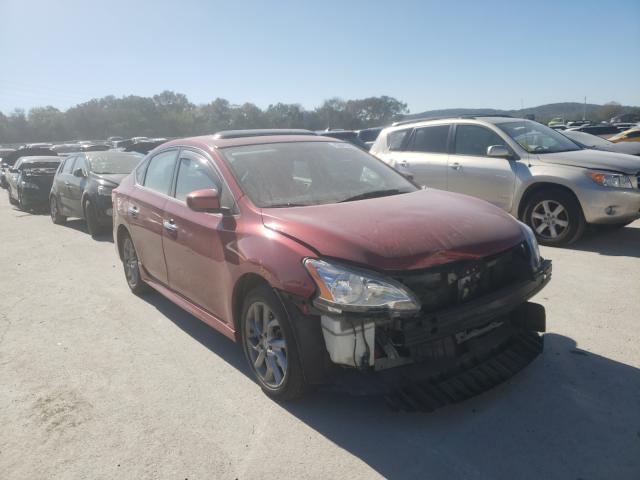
[531, 200, 569, 240]
[123, 237, 140, 287]
[244, 301, 288, 388]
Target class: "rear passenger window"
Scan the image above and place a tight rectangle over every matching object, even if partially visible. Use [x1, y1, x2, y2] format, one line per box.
[143, 150, 178, 195]
[454, 125, 507, 156]
[387, 129, 411, 151]
[410, 125, 450, 153]
[174, 156, 218, 201]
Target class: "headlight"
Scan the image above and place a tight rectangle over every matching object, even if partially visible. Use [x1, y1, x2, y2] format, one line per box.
[21, 181, 39, 189]
[304, 258, 420, 315]
[587, 171, 633, 189]
[98, 185, 113, 196]
[519, 221, 541, 269]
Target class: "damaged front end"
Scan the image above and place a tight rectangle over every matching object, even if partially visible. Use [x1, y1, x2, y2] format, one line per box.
[303, 235, 552, 410]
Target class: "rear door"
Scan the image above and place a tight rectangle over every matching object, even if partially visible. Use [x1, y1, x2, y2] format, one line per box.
[447, 124, 517, 210]
[127, 148, 179, 285]
[162, 149, 235, 321]
[399, 125, 451, 190]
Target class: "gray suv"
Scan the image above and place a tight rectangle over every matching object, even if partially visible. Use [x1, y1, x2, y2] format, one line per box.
[371, 116, 640, 245]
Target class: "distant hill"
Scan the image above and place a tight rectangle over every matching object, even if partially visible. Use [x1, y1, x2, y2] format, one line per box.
[403, 102, 640, 123]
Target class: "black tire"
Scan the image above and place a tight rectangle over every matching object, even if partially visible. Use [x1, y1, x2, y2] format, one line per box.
[17, 190, 25, 211]
[7, 186, 17, 206]
[523, 189, 585, 246]
[240, 285, 307, 400]
[121, 233, 151, 294]
[50, 195, 66, 224]
[84, 199, 103, 237]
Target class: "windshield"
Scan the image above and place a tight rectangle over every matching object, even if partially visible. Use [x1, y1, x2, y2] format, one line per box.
[88, 152, 141, 174]
[221, 141, 417, 208]
[562, 130, 611, 147]
[498, 120, 581, 154]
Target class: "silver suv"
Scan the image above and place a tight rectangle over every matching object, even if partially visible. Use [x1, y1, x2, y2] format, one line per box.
[371, 116, 640, 245]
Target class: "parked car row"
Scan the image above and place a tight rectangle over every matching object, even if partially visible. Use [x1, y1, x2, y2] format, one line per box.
[3, 127, 555, 410]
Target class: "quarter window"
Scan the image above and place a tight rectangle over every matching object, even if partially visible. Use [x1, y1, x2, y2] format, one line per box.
[387, 129, 411, 151]
[143, 150, 178, 195]
[454, 125, 507, 156]
[410, 125, 450, 153]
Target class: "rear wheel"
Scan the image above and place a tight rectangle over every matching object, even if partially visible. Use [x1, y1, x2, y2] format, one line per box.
[122, 234, 150, 294]
[240, 285, 306, 400]
[50, 196, 66, 224]
[523, 189, 585, 246]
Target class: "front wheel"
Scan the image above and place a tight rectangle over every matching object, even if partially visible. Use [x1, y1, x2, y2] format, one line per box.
[84, 199, 103, 237]
[523, 189, 585, 246]
[50, 196, 66, 224]
[7, 187, 17, 206]
[240, 285, 306, 400]
[122, 234, 151, 294]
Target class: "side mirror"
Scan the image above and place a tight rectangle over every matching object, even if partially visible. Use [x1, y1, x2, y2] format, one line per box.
[395, 164, 414, 182]
[73, 168, 85, 178]
[186, 188, 230, 214]
[486, 145, 511, 159]
[9, 168, 18, 174]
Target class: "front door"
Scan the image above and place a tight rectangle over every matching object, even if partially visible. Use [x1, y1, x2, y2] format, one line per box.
[162, 149, 234, 322]
[67, 154, 88, 217]
[447, 124, 517, 211]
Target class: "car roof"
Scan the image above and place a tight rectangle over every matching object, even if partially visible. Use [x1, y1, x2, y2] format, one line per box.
[16, 156, 60, 165]
[390, 115, 516, 128]
[160, 132, 337, 152]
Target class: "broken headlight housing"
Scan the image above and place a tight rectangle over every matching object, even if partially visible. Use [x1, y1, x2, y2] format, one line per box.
[304, 258, 420, 316]
[519, 221, 541, 269]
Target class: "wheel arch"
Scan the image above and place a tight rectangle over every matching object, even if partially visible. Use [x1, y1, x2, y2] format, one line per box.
[116, 224, 131, 261]
[517, 181, 583, 220]
[231, 273, 272, 336]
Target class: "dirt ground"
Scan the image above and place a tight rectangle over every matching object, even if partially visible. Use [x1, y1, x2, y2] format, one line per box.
[1, 192, 639, 480]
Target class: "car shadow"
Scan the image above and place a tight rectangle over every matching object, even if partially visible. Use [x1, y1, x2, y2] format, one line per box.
[61, 219, 114, 243]
[571, 224, 640, 258]
[136, 294, 640, 479]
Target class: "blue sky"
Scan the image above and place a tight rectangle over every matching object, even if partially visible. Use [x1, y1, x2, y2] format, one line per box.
[1, 0, 639, 114]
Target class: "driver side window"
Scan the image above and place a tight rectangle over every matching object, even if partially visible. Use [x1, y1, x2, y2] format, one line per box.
[454, 125, 507, 157]
[174, 152, 233, 208]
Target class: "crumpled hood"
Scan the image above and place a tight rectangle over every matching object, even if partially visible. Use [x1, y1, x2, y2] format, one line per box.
[92, 173, 127, 187]
[261, 190, 524, 271]
[537, 149, 640, 174]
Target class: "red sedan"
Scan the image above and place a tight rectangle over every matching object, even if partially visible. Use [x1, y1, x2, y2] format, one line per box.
[113, 129, 551, 409]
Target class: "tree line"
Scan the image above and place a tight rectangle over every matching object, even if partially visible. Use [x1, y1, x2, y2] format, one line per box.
[0, 92, 409, 144]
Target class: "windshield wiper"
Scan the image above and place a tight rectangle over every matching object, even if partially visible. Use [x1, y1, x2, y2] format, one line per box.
[340, 189, 405, 203]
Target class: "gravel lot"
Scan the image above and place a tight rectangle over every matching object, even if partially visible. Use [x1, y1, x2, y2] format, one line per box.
[1, 191, 639, 480]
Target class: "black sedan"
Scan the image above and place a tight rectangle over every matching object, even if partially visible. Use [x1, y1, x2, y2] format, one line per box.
[1, 147, 56, 188]
[561, 130, 640, 156]
[50, 151, 142, 237]
[6, 156, 61, 211]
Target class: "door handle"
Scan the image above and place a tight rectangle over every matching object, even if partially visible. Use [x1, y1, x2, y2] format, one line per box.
[163, 219, 178, 233]
[64, 181, 70, 186]
[450, 162, 462, 171]
[399, 160, 409, 167]
[128, 206, 138, 217]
